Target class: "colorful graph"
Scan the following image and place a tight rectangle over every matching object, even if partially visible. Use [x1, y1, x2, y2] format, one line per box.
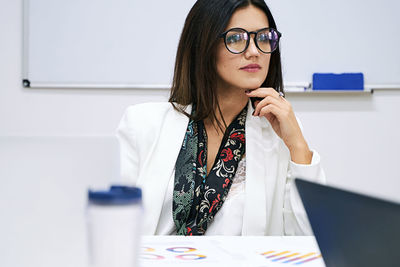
[166, 247, 197, 253]
[142, 247, 155, 252]
[260, 250, 322, 265]
[141, 246, 207, 261]
[176, 254, 207, 260]
[141, 253, 165, 260]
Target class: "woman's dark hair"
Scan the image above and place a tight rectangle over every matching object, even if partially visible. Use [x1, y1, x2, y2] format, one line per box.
[169, 0, 283, 129]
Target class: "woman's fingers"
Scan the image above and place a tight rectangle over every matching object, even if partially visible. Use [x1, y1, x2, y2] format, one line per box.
[245, 87, 293, 125]
[258, 101, 279, 117]
[245, 87, 281, 100]
[246, 87, 287, 115]
[253, 96, 276, 116]
[253, 95, 289, 117]
[250, 97, 263, 110]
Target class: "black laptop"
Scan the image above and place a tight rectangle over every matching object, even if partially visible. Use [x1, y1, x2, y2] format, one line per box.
[295, 178, 400, 267]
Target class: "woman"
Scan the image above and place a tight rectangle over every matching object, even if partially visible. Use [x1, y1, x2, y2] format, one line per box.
[117, 0, 325, 236]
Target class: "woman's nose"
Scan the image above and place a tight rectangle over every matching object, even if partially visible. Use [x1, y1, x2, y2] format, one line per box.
[244, 38, 260, 57]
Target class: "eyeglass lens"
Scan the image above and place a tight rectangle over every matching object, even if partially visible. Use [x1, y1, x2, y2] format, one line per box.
[225, 28, 279, 54]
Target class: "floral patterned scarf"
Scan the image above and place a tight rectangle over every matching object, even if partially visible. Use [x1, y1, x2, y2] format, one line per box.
[173, 106, 247, 235]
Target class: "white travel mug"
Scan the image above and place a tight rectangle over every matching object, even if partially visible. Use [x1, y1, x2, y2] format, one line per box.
[86, 185, 143, 267]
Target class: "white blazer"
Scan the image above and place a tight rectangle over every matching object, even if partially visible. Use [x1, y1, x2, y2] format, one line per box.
[116, 101, 325, 236]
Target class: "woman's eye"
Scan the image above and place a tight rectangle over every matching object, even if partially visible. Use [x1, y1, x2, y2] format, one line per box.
[258, 34, 269, 42]
[227, 34, 243, 44]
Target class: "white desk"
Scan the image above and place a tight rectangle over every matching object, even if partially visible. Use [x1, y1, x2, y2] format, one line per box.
[140, 236, 325, 267]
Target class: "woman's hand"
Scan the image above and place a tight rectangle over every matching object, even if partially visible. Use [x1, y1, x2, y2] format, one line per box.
[245, 87, 312, 164]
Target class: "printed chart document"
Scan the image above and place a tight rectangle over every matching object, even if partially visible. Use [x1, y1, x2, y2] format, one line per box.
[139, 236, 325, 267]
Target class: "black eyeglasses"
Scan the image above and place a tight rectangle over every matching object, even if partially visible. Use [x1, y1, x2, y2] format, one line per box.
[220, 27, 282, 54]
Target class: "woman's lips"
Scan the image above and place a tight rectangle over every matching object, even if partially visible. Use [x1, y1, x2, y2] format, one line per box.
[240, 64, 261, 73]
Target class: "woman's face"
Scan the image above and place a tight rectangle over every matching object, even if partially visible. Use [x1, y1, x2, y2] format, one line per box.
[216, 5, 271, 93]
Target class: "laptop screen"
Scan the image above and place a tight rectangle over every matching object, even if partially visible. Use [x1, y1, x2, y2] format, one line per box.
[295, 178, 400, 267]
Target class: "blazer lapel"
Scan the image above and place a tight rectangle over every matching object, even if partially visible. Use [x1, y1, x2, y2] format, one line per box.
[242, 102, 280, 235]
[138, 104, 191, 234]
[242, 102, 267, 235]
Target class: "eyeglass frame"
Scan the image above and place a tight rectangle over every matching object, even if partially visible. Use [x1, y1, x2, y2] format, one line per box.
[219, 27, 282, 54]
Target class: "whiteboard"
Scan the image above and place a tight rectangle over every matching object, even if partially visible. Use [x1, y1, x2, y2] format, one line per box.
[23, 0, 400, 88]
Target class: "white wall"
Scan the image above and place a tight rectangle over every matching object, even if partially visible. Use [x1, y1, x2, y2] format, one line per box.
[290, 91, 400, 201]
[1, 1, 399, 267]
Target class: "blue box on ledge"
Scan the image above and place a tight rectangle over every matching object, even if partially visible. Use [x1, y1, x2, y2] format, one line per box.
[312, 73, 364, 90]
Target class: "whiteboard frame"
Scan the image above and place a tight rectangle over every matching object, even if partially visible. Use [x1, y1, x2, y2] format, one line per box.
[22, 0, 29, 85]
[22, 0, 400, 91]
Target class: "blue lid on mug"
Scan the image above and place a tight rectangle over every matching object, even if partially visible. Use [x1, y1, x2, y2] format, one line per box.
[88, 185, 142, 205]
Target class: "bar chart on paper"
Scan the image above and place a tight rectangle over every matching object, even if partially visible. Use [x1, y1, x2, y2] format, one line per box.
[257, 249, 322, 266]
